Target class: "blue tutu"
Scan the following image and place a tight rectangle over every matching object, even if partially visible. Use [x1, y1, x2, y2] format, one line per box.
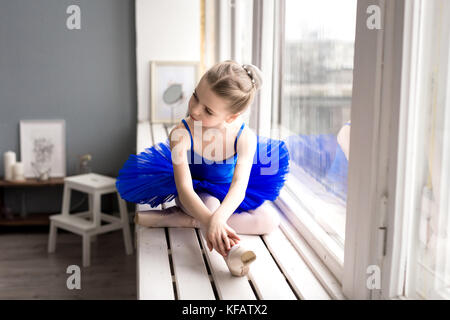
[116, 126, 290, 214]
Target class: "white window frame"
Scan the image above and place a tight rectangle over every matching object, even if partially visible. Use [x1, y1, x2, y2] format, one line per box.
[271, 0, 357, 288]
[273, 0, 408, 299]
[382, 0, 450, 300]
[218, 0, 232, 63]
[218, 0, 271, 133]
[251, 0, 274, 137]
[263, 0, 348, 283]
[342, 0, 407, 300]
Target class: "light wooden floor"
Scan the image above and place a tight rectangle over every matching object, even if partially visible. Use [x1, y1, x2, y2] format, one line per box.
[0, 227, 136, 299]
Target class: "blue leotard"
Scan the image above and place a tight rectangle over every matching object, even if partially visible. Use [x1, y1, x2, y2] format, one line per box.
[181, 118, 245, 183]
[116, 119, 290, 213]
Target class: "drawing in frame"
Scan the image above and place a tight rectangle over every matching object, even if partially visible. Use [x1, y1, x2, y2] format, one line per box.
[19, 119, 66, 179]
[150, 61, 200, 124]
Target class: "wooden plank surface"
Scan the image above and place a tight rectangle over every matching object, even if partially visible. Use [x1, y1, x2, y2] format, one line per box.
[198, 229, 257, 300]
[137, 226, 174, 300]
[152, 123, 168, 144]
[279, 215, 346, 300]
[169, 228, 215, 300]
[240, 234, 297, 300]
[137, 121, 152, 154]
[263, 228, 331, 300]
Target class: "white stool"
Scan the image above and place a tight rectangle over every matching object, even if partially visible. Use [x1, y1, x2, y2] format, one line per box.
[48, 173, 133, 267]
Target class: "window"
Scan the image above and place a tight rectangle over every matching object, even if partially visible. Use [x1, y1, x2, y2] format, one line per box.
[233, 0, 253, 64]
[280, 0, 357, 253]
[232, 0, 254, 125]
[395, 0, 450, 299]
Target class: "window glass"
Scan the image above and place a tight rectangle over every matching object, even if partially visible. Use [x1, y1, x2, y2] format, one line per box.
[282, 0, 357, 245]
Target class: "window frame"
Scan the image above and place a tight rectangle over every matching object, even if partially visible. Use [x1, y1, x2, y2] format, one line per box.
[273, 0, 409, 300]
[272, 0, 358, 286]
[218, 0, 232, 63]
[383, 0, 450, 300]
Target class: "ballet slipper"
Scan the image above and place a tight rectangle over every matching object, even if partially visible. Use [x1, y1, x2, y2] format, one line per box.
[224, 243, 256, 277]
[135, 207, 197, 228]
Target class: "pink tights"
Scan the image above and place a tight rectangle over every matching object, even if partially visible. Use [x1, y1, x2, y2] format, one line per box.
[175, 193, 280, 235]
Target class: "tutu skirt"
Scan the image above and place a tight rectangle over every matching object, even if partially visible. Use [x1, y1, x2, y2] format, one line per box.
[116, 136, 290, 213]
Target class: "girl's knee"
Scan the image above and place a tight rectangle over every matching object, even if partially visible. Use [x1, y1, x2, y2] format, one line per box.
[226, 206, 280, 235]
[254, 204, 280, 234]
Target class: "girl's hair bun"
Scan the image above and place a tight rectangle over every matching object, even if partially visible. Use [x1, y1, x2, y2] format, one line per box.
[241, 63, 263, 91]
[204, 60, 264, 114]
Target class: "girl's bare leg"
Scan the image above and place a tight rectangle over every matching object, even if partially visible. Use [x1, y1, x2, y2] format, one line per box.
[135, 205, 198, 228]
[136, 193, 280, 237]
[174, 194, 212, 228]
[188, 193, 280, 235]
[135, 193, 223, 228]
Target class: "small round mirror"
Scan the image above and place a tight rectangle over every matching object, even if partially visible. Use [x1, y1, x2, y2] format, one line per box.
[163, 84, 183, 105]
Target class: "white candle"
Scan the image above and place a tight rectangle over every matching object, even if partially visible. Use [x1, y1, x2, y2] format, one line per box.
[13, 162, 25, 181]
[3, 151, 16, 181]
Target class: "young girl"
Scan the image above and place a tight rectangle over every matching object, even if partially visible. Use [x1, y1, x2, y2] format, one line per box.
[116, 60, 290, 276]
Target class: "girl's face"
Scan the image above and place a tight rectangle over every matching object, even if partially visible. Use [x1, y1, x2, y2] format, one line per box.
[188, 78, 240, 128]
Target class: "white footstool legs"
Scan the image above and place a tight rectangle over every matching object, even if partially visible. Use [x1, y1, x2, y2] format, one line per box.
[48, 173, 134, 267]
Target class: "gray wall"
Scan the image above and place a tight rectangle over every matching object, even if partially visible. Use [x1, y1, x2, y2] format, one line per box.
[0, 0, 136, 214]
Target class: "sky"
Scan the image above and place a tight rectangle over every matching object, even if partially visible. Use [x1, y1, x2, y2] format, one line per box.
[285, 0, 358, 42]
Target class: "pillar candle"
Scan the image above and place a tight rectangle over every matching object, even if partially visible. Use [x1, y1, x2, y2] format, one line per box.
[3, 151, 16, 181]
[13, 162, 25, 181]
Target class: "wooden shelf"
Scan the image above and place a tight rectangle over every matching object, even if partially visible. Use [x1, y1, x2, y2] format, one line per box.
[0, 212, 51, 226]
[0, 177, 64, 227]
[0, 177, 64, 187]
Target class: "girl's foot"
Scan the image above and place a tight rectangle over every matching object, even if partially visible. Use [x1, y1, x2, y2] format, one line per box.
[224, 242, 256, 277]
[135, 206, 198, 228]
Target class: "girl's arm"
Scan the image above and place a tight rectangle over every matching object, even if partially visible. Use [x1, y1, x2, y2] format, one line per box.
[169, 124, 214, 226]
[205, 127, 256, 256]
[213, 126, 257, 223]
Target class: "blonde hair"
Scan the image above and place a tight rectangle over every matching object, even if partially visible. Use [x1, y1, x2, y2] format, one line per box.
[202, 60, 263, 114]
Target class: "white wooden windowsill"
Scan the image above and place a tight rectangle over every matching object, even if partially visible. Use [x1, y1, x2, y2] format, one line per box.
[270, 122, 346, 282]
[134, 120, 346, 300]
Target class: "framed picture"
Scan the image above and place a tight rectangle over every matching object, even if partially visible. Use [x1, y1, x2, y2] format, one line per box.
[19, 120, 66, 178]
[150, 61, 200, 124]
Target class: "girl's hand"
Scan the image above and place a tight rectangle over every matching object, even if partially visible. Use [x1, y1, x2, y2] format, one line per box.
[206, 215, 240, 257]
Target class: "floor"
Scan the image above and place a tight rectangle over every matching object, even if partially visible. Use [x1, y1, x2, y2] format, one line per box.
[0, 226, 136, 299]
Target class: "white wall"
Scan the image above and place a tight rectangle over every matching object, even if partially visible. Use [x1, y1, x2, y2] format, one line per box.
[136, 0, 200, 121]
